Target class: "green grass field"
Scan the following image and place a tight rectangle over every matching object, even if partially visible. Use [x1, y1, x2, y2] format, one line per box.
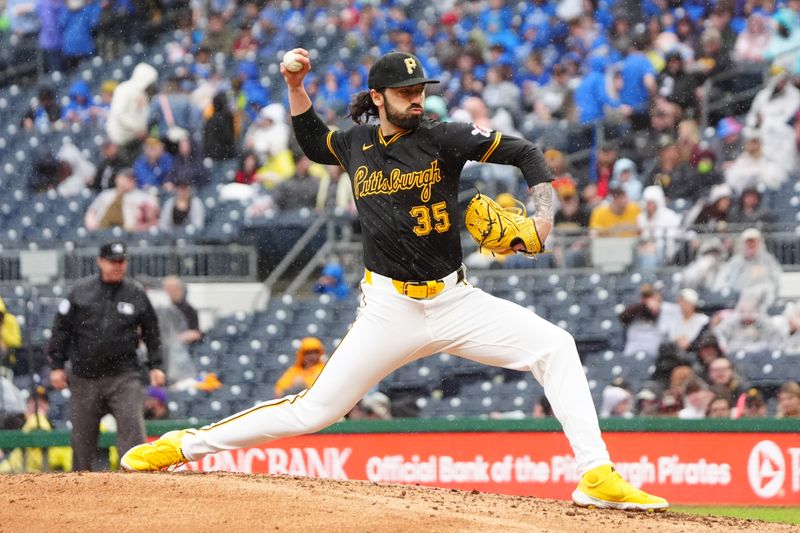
[674, 506, 800, 525]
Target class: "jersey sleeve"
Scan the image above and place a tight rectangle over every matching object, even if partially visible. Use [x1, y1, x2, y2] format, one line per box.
[435, 122, 552, 187]
[291, 107, 346, 167]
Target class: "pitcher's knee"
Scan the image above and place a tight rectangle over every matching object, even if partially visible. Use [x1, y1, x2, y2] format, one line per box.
[293, 402, 347, 433]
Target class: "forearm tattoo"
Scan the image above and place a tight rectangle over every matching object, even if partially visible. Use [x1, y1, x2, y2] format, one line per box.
[530, 182, 554, 222]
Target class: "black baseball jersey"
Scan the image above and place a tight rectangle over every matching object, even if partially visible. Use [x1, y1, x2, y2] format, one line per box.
[293, 108, 552, 281]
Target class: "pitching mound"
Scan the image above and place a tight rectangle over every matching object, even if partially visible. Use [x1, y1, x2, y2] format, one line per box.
[0, 472, 791, 532]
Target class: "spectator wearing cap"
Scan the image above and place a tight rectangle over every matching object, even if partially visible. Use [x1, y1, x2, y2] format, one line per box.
[588, 186, 641, 238]
[274, 337, 327, 397]
[660, 288, 709, 353]
[144, 386, 169, 420]
[619, 283, 667, 357]
[657, 50, 696, 113]
[713, 228, 782, 308]
[133, 138, 174, 189]
[47, 241, 164, 471]
[776, 381, 800, 418]
[159, 176, 205, 233]
[712, 117, 743, 170]
[91, 140, 126, 191]
[84, 168, 159, 232]
[636, 185, 682, 269]
[725, 127, 788, 195]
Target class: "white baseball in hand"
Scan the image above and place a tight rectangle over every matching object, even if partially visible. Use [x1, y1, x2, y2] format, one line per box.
[282, 51, 303, 73]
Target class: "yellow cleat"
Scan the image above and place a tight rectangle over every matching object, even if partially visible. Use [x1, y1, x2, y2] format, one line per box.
[120, 430, 189, 472]
[572, 465, 669, 511]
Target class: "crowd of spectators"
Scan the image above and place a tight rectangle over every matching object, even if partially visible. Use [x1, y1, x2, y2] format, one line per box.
[2, 1, 797, 267]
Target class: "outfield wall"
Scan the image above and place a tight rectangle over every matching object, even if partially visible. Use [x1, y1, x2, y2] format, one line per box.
[2, 419, 799, 505]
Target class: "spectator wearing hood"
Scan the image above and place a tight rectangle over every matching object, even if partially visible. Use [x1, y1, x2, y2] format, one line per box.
[314, 262, 350, 300]
[59, 0, 101, 70]
[599, 383, 634, 419]
[681, 237, 727, 292]
[56, 143, 97, 197]
[164, 133, 209, 190]
[610, 158, 642, 201]
[637, 185, 682, 268]
[106, 63, 159, 164]
[746, 71, 800, 173]
[244, 103, 294, 188]
[574, 55, 626, 125]
[714, 293, 783, 354]
[133, 137, 174, 188]
[21, 85, 62, 132]
[684, 183, 734, 232]
[62, 80, 92, 124]
[202, 92, 237, 161]
[734, 13, 771, 64]
[713, 228, 783, 308]
[274, 337, 327, 397]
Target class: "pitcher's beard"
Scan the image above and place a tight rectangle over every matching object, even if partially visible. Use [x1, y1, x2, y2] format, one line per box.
[385, 100, 423, 130]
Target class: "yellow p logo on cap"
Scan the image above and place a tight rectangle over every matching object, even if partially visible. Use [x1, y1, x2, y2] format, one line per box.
[404, 57, 417, 75]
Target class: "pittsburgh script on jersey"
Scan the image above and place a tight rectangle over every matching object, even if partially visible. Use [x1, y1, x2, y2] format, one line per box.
[352, 160, 441, 202]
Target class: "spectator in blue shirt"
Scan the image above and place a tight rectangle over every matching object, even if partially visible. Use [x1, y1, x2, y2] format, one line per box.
[59, 0, 101, 71]
[37, 0, 63, 72]
[574, 55, 628, 124]
[134, 138, 174, 188]
[619, 34, 657, 126]
[62, 80, 92, 124]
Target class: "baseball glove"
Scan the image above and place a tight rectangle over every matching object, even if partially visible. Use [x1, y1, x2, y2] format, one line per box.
[464, 193, 543, 257]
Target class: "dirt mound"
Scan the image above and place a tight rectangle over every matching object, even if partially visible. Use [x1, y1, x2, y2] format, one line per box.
[0, 472, 789, 533]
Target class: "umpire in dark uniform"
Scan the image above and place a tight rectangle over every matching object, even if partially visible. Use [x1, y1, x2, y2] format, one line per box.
[47, 242, 165, 471]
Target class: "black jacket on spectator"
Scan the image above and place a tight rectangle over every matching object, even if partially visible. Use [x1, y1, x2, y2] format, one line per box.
[92, 153, 126, 191]
[166, 143, 209, 188]
[27, 147, 59, 193]
[203, 93, 237, 161]
[47, 276, 162, 378]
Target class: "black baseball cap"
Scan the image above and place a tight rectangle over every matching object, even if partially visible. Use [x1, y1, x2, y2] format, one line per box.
[99, 241, 127, 261]
[367, 52, 440, 90]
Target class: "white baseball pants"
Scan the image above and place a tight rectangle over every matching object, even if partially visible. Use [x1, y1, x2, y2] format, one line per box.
[182, 270, 611, 475]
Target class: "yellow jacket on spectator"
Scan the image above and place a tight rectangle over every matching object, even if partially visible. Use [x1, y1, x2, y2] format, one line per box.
[589, 201, 641, 237]
[0, 297, 22, 350]
[0, 413, 71, 473]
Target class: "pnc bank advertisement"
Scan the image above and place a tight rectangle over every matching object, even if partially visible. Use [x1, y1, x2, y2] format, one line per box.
[178, 432, 800, 505]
